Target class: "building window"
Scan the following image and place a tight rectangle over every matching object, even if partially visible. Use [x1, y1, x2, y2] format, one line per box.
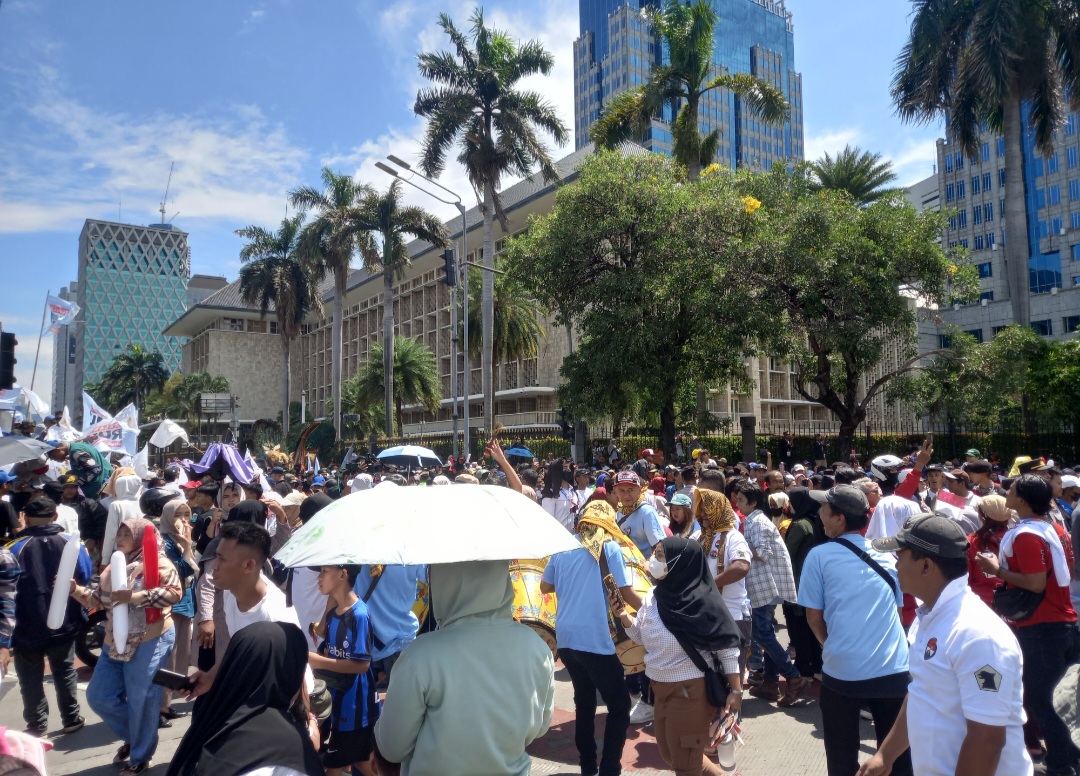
[1031, 319, 1054, 336]
[975, 234, 985, 249]
[1074, 212, 1080, 230]
[269, 321, 278, 334]
[984, 202, 994, 222]
[1073, 244, 1080, 261]
[955, 152, 964, 169]
[981, 143, 990, 162]
[999, 168, 1007, 187]
[978, 261, 993, 278]
[1068, 115, 1077, 136]
[965, 328, 984, 343]
[972, 176, 981, 195]
[1039, 220, 1048, 238]
[958, 180, 966, 199]
[980, 291, 994, 302]
[983, 172, 992, 191]
[1053, 216, 1064, 235]
[1036, 189, 1047, 209]
[1034, 157, 1045, 177]
[958, 209, 968, 228]
[945, 155, 954, 173]
[950, 216, 957, 230]
[998, 138, 1006, 156]
[939, 334, 953, 349]
[1065, 315, 1080, 334]
[987, 231, 996, 247]
[1051, 185, 1062, 206]
[1070, 148, 1079, 169]
[960, 238, 969, 248]
[1072, 180, 1080, 201]
[946, 183, 955, 202]
[225, 318, 243, 332]
[1049, 153, 1060, 174]
[974, 207, 983, 225]
[992, 325, 1009, 336]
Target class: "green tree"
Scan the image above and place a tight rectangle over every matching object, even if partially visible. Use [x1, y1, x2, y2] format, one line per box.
[506, 151, 762, 458]
[144, 372, 230, 423]
[463, 264, 543, 403]
[414, 7, 568, 435]
[810, 145, 900, 206]
[892, 0, 1080, 326]
[290, 167, 376, 438]
[236, 214, 323, 437]
[350, 337, 442, 434]
[95, 344, 169, 411]
[731, 164, 980, 457]
[591, 0, 788, 182]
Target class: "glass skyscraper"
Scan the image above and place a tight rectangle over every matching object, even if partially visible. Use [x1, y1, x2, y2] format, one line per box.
[75, 219, 189, 406]
[573, 0, 803, 168]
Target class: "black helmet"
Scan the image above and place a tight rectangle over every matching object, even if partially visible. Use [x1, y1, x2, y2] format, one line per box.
[139, 487, 183, 518]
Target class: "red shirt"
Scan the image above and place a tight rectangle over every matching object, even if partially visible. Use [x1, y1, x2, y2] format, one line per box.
[966, 529, 1004, 607]
[1008, 524, 1078, 627]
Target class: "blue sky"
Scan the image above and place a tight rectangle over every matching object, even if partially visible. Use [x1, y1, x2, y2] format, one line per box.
[0, 0, 944, 402]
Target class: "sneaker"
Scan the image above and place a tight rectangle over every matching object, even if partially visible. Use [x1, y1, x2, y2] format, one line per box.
[628, 699, 654, 724]
[746, 669, 764, 687]
[60, 716, 84, 735]
[777, 676, 809, 707]
[748, 679, 781, 701]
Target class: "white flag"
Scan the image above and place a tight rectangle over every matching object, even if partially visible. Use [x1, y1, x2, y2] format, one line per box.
[113, 404, 139, 430]
[81, 418, 138, 456]
[149, 418, 188, 448]
[132, 445, 150, 480]
[44, 295, 79, 335]
[19, 387, 50, 421]
[82, 392, 112, 432]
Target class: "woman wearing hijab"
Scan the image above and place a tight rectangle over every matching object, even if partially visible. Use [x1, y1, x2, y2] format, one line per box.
[694, 489, 752, 674]
[71, 517, 181, 775]
[99, 470, 144, 568]
[781, 488, 824, 682]
[167, 621, 323, 776]
[158, 500, 198, 724]
[613, 537, 743, 776]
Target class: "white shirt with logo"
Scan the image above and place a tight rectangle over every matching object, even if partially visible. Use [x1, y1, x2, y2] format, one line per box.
[906, 577, 1032, 776]
[705, 529, 752, 622]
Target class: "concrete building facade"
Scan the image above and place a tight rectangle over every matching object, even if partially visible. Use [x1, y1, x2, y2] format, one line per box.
[50, 282, 79, 416]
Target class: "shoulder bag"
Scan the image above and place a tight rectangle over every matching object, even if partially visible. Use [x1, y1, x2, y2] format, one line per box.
[992, 584, 1045, 621]
[670, 631, 730, 708]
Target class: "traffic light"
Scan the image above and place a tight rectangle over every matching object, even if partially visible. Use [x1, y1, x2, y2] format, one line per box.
[440, 249, 456, 287]
[0, 332, 15, 390]
[556, 407, 574, 442]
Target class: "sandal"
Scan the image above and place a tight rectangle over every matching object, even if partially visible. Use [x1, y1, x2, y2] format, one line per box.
[160, 707, 189, 720]
[120, 762, 149, 776]
[112, 743, 131, 764]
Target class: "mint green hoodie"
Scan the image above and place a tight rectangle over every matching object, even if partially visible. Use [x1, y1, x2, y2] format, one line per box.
[374, 560, 555, 776]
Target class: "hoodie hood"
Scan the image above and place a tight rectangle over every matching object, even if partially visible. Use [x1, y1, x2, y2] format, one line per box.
[430, 560, 514, 629]
[113, 474, 144, 501]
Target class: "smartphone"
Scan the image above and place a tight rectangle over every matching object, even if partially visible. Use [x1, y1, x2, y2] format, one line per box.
[926, 432, 934, 447]
[603, 573, 624, 610]
[152, 668, 195, 692]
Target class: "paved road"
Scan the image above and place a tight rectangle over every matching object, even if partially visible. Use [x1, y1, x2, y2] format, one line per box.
[10, 659, 1078, 774]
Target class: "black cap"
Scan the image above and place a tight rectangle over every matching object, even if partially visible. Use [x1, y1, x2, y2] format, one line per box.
[808, 484, 869, 517]
[871, 515, 969, 559]
[22, 497, 57, 519]
[964, 459, 993, 474]
[1017, 459, 1043, 475]
[925, 464, 945, 473]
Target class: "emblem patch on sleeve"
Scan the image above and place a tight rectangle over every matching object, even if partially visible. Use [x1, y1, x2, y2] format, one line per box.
[974, 665, 1001, 692]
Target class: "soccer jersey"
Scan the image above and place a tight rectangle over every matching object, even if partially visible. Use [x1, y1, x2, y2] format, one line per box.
[325, 599, 381, 732]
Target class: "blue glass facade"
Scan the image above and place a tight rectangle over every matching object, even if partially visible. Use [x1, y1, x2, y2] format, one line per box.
[1022, 102, 1064, 294]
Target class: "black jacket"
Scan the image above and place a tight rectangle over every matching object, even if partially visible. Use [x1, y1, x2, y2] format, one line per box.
[9, 525, 93, 649]
[64, 496, 109, 544]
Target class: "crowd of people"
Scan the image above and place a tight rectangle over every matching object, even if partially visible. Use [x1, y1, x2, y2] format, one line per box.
[0, 428, 1077, 776]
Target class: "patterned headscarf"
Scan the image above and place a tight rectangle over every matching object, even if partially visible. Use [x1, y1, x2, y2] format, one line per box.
[694, 488, 738, 558]
[577, 501, 640, 563]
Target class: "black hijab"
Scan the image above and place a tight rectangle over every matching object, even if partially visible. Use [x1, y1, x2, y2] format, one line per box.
[298, 492, 332, 524]
[787, 487, 819, 523]
[653, 536, 741, 652]
[167, 621, 323, 776]
[227, 499, 267, 525]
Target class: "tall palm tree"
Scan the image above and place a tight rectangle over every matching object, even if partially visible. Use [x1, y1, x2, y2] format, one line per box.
[592, 0, 789, 182]
[351, 336, 442, 434]
[892, 0, 1080, 326]
[236, 214, 323, 437]
[415, 7, 568, 435]
[463, 264, 543, 398]
[810, 145, 900, 206]
[289, 167, 376, 438]
[97, 344, 169, 410]
[353, 181, 448, 437]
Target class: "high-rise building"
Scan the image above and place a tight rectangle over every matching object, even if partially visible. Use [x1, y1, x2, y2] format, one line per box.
[923, 110, 1080, 345]
[573, 0, 804, 168]
[51, 282, 79, 415]
[75, 219, 189, 418]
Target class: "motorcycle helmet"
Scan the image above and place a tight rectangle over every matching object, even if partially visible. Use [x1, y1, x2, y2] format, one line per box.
[139, 487, 183, 518]
[869, 454, 904, 483]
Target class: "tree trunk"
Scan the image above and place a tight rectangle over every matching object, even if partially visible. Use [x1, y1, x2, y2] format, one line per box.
[1003, 93, 1030, 326]
[659, 397, 677, 464]
[482, 181, 496, 436]
[396, 397, 403, 437]
[837, 419, 856, 467]
[382, 270, 395, 438]
[281, 336, 291, 438]
[331, 271, 345, 439]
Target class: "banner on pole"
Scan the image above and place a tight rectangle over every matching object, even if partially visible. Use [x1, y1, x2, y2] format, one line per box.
[82, 392, 112, 432]
[81, 418, 139, 456]
[43, 296, 79, 335]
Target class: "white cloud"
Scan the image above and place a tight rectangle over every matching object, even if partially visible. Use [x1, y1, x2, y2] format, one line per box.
[803, 127, 862, 163]
[0, 69, 309, 234]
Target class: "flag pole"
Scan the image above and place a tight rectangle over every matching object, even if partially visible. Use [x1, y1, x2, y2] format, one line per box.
[30, 290, 50, 393]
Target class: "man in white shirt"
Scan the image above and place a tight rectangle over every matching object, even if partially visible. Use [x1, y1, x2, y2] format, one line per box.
[860, 516, 1032, 776]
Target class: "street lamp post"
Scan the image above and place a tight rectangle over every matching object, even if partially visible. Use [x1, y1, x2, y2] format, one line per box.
[377, 158, 470, 460]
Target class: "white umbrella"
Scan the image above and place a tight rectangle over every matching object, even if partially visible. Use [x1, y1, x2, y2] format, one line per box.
[274, 484, 579, 567]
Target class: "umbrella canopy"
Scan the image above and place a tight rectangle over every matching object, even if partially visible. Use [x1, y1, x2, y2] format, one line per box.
[0, 435, 55, 468]
[274, 484, 580, 566]
[504, 446, 535, 458]
[376, 444, 444, 470]
[189, 443, 254, 484]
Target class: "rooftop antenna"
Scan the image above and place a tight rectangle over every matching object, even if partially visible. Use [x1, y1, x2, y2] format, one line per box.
[159, 162, 175, 224]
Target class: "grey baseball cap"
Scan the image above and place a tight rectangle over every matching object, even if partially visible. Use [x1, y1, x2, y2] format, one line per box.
[808, 484, 868, 517]
[871, 515, 969, 559]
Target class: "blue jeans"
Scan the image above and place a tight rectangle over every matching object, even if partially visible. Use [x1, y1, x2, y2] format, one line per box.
[88, 628, 175, 766]
[751, 605, 799, 682]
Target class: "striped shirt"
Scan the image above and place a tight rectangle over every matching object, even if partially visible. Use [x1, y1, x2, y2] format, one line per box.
[626, 590, 740, 683]
[325, 599, 381, 732]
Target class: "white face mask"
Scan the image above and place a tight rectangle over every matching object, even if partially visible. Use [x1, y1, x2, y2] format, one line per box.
[648, 557, 669, 580]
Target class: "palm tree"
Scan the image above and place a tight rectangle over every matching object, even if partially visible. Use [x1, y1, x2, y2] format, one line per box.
[415, 7, 568, 435]
[591, 0, 789, 182]
[810, 145, 900, 206]
[353, 181, 448, 437]
[145, 372, 230, 423]
[289, 167, 376, 438]
[236, 214, 323, 437]
[339, 378, 384, 440]
[96, 344, 169, 410]
[463, 265, 543, 400]
[892, 0, 1080, 326]
[351, 337, 441, 434]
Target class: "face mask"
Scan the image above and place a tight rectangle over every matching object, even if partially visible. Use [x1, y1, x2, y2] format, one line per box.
[648, 557, 669, 580]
